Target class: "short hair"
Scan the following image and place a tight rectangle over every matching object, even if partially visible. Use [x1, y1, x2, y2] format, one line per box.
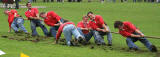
[82, 15, 88, 19]
[87, 11, 93, 16]
[26, 2, 31, 6]
[63, 19, 69, 23]
[39, 12, 46, 16]
[114, 21, 123, 28]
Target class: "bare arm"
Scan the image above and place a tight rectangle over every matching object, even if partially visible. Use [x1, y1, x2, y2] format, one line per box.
[102, 24, 109, 32]
[29, 14, 41, 20]
[14, 13, 18, 18]
[135, 29, 144, 37]
[58, 20, 62, 25]
[130, 34, 142, 38]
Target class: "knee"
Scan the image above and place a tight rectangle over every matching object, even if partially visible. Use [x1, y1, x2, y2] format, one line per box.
[126, 38, 131, 43]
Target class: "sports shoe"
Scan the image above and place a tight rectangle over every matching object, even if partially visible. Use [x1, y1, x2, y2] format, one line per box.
[108, 44, 112, 46]
[78, 36, 86, 43]
[151, 45, 158, 52]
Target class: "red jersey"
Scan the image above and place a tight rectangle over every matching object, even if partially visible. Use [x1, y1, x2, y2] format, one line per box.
[25, 8, 39, 19]
[89, 15, 105, 30]
[77, 21, 90, 34]
[7, 9, 19, 28]
[119, 21, 137, 37]
[44, 11, 61, 26]
[56, 22, 75, 40]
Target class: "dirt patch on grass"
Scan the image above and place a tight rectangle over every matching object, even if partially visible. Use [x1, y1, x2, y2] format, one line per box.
[156, 52, 160, 57]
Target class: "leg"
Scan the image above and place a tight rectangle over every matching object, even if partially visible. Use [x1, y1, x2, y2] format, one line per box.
[106, 26, 112, 45]
[38, 21, 49, 36]
[84, 30, 93, 42]
[126, 37, 139, 50]
[93, 30, 105, 45]
[63, 25, 72, 46]
[11, 19, 19, 32]
[106, 32, 112, 45]
[71, 26, 83, 39]
[139, 38, 152, 51]
[50, 26, 59, 38]
[71, 25, 86, 43]
[17, 18, 28, 33]
[30, 20, 38, 36]
[77, 28, 85, 37]
[15, 0, 19, 9]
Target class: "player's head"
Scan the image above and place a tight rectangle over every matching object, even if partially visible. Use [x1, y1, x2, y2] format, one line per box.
[39, 12, 46, 19]
[26, 2, 32, 9]
[87, 11, 94, 19]
[63, 19, 70, 23]
[82, 15, 89, 22]
[114, 21, 123, 29]
[4, 9, 10, 15]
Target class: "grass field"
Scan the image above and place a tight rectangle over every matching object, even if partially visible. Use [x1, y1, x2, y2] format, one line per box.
[0, 2, 160, 57]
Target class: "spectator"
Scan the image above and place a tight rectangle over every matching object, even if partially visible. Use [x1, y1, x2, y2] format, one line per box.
[33, 0, 36, 2]
[43, 0, 49, 2]
[15, 0, 19, 9]
[100, 0, 104, 3]
[88, 0, 91, 2]
[121, 0, 127, 2]
[57, 0, 63, 2]
[28, 0, 32, 2]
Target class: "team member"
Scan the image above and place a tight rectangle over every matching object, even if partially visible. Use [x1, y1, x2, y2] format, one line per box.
[77, 16, 102, 44]
[55, 20, 85, 46]
[4, 9, 14, 32]
[114, 21, 157, 52]
[25, 2, 48, 36]
[87, 11, 112, 46]
[77, 16, 93, 42]
[4, 9, 28, 33]
[39, 11, 63, 39]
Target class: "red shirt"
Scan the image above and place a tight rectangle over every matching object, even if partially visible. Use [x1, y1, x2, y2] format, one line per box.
[7, 9, 19, 28]
[44, 11, 61, 26]
[77, 21, 90, 34]
[25, 8, 39, 19]
[56, 22, 75, 40]
[89, 15, 105, 30]
[119, 22, 137, 37]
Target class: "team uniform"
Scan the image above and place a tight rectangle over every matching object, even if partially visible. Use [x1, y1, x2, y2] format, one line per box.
[25, 8, 48, 36]
[77, 21, 93, 42]
[7, 9, 27, 33]
[56, 22, 83, 46]
[44, 11, 64, 38]
[89, 15, 112, 45]
[119, 21, 154, 51]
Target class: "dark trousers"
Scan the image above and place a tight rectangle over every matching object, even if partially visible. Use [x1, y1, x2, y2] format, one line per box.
[126, 32, 152, 51]
[15, 0, 19, 9]
[30, 20, 49, 36]
[49, 19, 64, 38]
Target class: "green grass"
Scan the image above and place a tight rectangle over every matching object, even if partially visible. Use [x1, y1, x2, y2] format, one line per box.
[0, 2, 160, 57]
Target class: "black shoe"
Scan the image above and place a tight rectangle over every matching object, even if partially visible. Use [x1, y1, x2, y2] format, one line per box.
[96, 42, 101, 46]
[151, 45, 158, 52]
[129, 48, 139, 51]
[108, 44, 112, 46]
[102, 43, 106, 45]
[78, 36, 85, 43]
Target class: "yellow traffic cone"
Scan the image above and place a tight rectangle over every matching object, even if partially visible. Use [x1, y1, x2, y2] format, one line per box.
[20, 53, 29, 57]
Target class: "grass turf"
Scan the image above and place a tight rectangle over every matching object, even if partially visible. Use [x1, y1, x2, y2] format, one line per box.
[0, 2, 160, 57]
